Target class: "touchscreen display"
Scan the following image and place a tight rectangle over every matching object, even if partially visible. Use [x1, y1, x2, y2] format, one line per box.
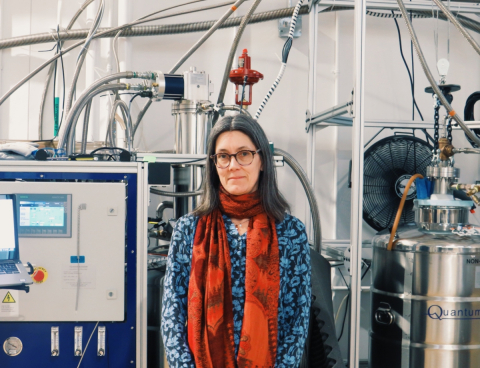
[17, 194, 72, 237]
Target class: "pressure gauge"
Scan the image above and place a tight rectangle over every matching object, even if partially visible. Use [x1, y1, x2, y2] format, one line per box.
[3, 337, 23, 356]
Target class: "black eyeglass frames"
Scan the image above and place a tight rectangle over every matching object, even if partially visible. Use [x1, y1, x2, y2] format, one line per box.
[210, 149, 261, 169]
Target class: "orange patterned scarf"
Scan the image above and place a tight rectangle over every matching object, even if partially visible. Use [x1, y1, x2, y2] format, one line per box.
[187, 188, 280, 368]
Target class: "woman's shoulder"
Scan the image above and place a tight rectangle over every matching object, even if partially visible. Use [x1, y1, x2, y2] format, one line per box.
[173, 214, 199, 237]
[277, 213, 306, 231]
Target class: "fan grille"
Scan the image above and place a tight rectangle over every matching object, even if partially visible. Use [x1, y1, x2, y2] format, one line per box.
[363, 135, 432, 231]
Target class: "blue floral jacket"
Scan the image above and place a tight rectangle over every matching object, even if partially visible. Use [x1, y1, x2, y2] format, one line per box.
[161, 213, 311, 367]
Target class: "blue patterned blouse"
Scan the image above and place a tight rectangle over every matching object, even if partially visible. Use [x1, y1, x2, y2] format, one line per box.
[161, 213, 311, 368]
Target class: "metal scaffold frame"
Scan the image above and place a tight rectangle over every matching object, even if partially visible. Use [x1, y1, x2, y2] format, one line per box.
[306, 0, 480, 367]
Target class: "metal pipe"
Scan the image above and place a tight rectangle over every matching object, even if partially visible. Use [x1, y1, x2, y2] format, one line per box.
[0, 2, 247, 110]
[132, 99, 153, 141]
[218, 104, 252, 117]
[64, 0, 105, 120]
[453, 147, 480, 154]
[68, 84, 127, 153]
[58, 71, 134, 150]
[105, 99, 132, 151]
[38, 0, 95, 139]
[350, 0, 367, 364]
[217, 0, 262, 105]
[63, 83, 129, 154]
[156, 201, 173, 219]
[80, 100, 92, 153]
[169, 0, 247, 74]
[5, 6, 480, 53]
[306, 100, 352, 132]
[274, 148, 322, 252]
[395, 0, 480, 148]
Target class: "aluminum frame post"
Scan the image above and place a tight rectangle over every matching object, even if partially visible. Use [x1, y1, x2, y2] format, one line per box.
[306, 3, 318, 239]
[349, 0, 366, 365]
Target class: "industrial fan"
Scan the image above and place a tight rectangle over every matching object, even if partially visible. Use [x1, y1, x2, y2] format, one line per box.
[363, 135, 432, 231]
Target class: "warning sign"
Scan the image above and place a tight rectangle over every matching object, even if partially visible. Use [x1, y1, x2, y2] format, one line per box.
[0, 290, 19, 317]
[31, 266, 49, 284]
[2, 291, 15, 303]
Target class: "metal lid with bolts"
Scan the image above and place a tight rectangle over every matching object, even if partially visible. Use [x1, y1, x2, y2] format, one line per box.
[373, 225, 480, 253]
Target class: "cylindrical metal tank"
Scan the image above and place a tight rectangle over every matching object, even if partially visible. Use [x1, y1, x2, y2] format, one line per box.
[171, 99, 211, 216]
[370, 225, 480, 368]
[172, 99, 212, 155]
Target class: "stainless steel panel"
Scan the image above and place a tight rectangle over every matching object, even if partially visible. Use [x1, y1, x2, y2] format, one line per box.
[410, 346, 480, 368]
[371, 226, 480, 368]
[416, 207, 469, 232]
[413, 253, 480, 297]
[172, 100, 213, 155]
[411, 301, 480, 344]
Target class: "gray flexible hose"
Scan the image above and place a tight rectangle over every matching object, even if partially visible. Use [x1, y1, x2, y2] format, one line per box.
[274, 148, 322, 252]
[0, 6, 310, 51]
[217, 0, 262, 105]
[64, 0, 105, 120]
[396, 0, 480, 148]
[66, 84, 127, 154]
[150, 187, 203, 197]
[38, 0, 95, 139]
[0, 2, 243, 109]
[132, 99, 153, 140]
[7, 6, 480, 51]
[105, 98, 129, 147]
[105, 99, 132, 151]
[80, 100, 92, 154]
[169, 0, 247, 74]
[58, 71, 134, 150]
[139, 0, 248, 129]
[431, 0, 480, 57]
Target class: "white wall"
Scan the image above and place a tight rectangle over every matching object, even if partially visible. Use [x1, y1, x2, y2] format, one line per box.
[2, 0, 480, 362]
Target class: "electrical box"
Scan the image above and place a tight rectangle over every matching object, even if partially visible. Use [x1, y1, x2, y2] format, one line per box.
[0, 162, 147, 368]
[0, 182, 126, 321]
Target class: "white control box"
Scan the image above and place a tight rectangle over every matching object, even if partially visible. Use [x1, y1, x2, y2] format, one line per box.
[0, 182, 126, 321]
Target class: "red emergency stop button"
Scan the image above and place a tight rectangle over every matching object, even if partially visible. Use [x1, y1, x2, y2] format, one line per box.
[31, 267, 48, 284]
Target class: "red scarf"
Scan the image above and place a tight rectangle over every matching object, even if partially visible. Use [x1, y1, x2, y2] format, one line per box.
[187, 188, 280, 368]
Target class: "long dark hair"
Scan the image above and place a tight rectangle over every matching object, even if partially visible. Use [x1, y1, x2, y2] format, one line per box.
[193, 114, 290, 223]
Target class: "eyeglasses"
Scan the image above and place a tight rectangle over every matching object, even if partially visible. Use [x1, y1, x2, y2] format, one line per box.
[210, 149, 261, 169]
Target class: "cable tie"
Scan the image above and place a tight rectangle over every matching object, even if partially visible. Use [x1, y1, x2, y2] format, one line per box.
[231, 5, 237, 11]
[126, 83, 130, 90]
[449, 110, 456, 117]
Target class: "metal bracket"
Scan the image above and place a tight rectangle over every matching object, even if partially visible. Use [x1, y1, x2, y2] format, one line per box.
[278, 16, 303, 38]
[305, 100, 353, 132]
[308, 0, 322, 11]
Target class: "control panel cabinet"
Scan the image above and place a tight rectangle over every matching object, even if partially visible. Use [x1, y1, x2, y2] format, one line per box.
[0, 162, 148, 368]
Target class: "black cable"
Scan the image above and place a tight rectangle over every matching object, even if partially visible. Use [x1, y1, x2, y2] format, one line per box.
[337, 295, 349, 341]
[338, 268, 349, 290]
[392, 11, 424, 121]
[90, 146, 130, 155]
[361, 262, 371, 280]
[337, 261, 371, 342]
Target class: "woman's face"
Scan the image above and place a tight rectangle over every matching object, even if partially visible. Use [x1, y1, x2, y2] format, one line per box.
[214, 130, 263, 196]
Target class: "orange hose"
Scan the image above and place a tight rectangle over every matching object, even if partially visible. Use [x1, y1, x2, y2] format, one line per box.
[387, 173, 424, 251]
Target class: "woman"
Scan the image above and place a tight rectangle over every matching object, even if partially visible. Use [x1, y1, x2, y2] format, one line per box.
[162, 114, 311, 368]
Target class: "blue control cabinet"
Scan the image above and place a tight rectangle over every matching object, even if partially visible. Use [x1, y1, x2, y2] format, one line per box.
[0, 163, 145, 368]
